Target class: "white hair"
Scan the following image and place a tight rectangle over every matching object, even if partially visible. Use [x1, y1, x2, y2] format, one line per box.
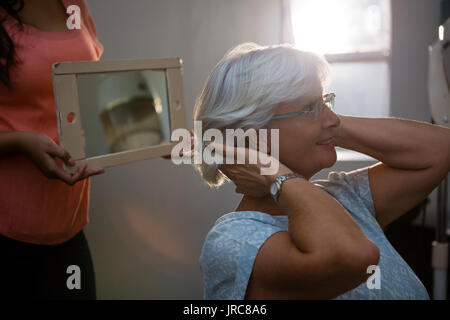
[193, 42, 330, 187]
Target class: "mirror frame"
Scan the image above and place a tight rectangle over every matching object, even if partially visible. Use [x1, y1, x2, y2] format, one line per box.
[52, 58, 186, 173]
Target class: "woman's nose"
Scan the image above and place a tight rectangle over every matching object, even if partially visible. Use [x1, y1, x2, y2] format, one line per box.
[321, 106, 340, 129]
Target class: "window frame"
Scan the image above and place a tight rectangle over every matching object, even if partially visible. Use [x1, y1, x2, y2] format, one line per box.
[283, 0, 392, 161]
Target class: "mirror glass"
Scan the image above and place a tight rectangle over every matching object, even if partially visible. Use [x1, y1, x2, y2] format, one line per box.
[76, 70, 171, 158]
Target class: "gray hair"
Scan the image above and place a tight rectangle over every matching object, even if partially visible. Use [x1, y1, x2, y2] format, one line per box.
[193, 42, 330, 187]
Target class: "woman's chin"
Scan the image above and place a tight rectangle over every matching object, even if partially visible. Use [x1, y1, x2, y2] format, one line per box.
[320, 148, 337, 168]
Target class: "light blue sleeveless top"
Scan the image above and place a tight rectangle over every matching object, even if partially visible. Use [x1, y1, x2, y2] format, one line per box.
[199, 167, 430, 300]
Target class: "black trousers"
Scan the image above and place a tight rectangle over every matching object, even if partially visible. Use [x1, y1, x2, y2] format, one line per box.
[0, 230, 96, 299]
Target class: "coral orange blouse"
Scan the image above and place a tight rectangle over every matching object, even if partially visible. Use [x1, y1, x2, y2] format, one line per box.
[0, 0, 103, 244]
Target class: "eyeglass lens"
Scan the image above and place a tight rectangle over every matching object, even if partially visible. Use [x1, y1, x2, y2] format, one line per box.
[313, 95, 334, 120]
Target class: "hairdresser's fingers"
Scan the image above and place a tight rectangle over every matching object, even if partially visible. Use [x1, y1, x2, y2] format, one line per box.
[47, 144, 76, 167]
[56, 162, 103, 185]
[67, 163, 105, 184]
[79, 166, 105, 179]
[161, 140, 173, 159]
[50, 162, 86, 185]
[69, 162, 88, 183]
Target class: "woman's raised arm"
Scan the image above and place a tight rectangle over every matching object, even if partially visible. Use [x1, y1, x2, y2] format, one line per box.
[218, 144, 380, 299]
[335, 115, 450, 228]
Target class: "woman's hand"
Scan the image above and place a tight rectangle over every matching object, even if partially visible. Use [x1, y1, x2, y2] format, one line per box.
[16, 132, 104, 185]
[212, 142, 292, 197]
[333, 114, 345, 147]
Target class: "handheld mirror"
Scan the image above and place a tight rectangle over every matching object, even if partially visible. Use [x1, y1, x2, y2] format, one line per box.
[52, 58, 185, 173]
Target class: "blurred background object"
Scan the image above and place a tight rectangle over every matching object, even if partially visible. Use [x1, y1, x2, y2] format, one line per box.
[426, 0, 449, 299]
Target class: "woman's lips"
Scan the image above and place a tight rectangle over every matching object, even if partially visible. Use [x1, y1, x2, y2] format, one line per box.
[317, 137, 334, 145]
[318, 143, 336, 151]
[317, 137, 336, 150]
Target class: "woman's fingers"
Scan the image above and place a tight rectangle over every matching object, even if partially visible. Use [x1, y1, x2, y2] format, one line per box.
[213, 144, 272, 197]
[248, 132, 271, 155]
[209, 142, 273, 174]
[207, 141, 246, 164]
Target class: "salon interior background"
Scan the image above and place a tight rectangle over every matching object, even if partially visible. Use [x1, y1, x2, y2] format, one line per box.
[84, 0, 448, 299]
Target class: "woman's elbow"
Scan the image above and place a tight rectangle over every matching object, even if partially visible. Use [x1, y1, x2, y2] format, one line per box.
[345, 240, 380, 283]
[333, 240, 380, 286]
[361, 240, 380, 270]
[303, 241, 380, 299]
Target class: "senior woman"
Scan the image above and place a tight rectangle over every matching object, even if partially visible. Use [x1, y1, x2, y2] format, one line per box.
[193, 42, 450, 300]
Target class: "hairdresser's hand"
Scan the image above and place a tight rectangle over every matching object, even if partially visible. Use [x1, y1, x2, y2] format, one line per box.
[211, 142, 292, 197]
[16, 132, 104, 185]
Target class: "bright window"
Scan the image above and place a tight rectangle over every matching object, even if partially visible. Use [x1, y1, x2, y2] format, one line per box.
[288, 0, 392, 118]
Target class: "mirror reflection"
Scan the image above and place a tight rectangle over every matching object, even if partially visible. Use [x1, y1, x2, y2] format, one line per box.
[76, 70, 171, 158]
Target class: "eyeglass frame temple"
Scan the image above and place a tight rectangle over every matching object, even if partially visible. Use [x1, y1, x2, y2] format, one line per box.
[271, 93, 336, 120]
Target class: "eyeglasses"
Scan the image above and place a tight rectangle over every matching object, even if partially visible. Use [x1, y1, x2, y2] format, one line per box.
[272, 93, 336, 121]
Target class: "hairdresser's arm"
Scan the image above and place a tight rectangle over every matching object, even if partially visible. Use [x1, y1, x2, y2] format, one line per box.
[220, 147, 379, 299]
[0, 131, 104, 185]
[335, 116, 450, 229]
[0, 131, 20, 154]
